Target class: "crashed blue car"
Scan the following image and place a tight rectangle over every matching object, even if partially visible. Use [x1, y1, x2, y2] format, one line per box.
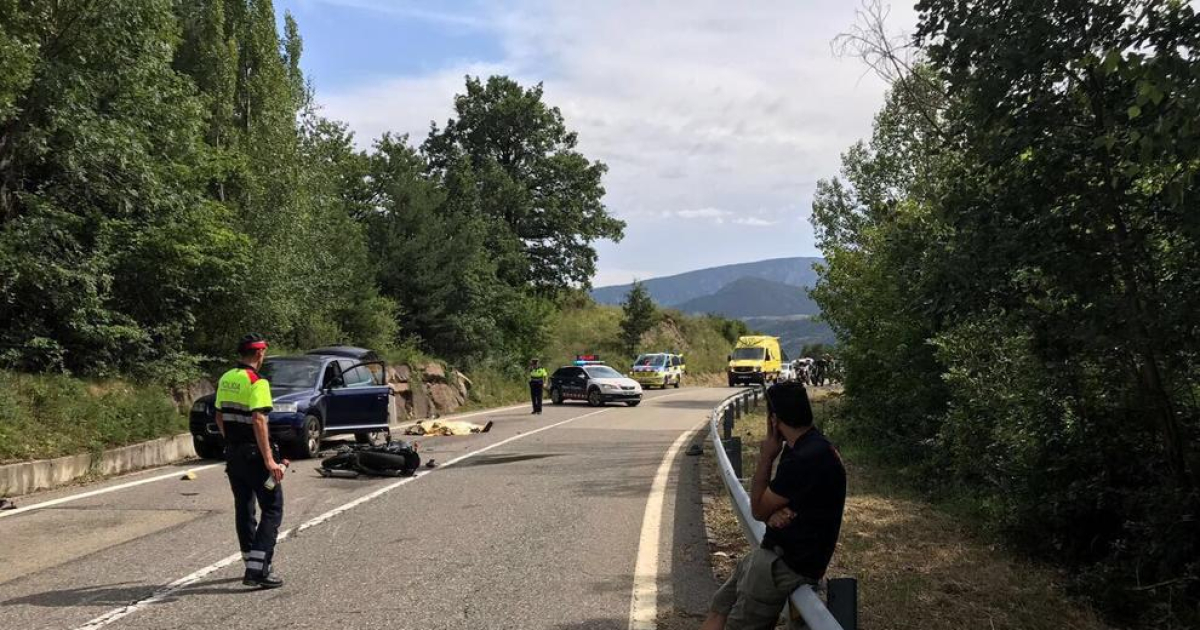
[189, 346, 392, 459]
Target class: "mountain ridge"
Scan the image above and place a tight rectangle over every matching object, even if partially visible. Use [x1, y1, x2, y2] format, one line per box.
[590, 256, 823, 306]
[674, 277, 820, 317]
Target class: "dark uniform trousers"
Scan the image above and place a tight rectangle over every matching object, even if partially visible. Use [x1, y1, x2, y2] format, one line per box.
[530, 380, 544, 413]
[225, 443, 284, 576]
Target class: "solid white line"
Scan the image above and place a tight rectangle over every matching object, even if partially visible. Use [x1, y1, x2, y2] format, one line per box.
[72, 406, 615, 630]
[0, 463, 223, 519]
[627, 423, 703, 630]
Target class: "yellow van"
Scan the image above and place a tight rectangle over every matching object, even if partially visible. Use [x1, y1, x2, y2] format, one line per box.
[726, 336, 783, 386]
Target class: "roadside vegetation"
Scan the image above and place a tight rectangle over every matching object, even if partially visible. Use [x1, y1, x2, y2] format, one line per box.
[0, 1, 620, 382]
[0, 299, 744, 462]
[0, 372, 184, 464]
[0, 2, 749, 464]
[700, 398, 1111, 630]
[809, 3, 1200, 626]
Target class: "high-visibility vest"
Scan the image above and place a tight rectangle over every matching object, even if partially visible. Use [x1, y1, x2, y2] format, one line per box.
[215, 364, 274, 443]
[529, 367, 548, 383]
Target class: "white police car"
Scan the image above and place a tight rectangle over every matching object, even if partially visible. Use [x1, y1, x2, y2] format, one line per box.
[548, 361, 643, 407]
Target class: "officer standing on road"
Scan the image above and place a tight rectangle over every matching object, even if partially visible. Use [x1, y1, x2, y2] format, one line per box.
[528, 358, 548, 415]
[215, 333, 286, 589]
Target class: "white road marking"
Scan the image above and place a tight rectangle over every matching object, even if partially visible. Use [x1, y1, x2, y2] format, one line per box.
[0, 464, 223, 520]
[627, 423, 704, 630]
[5, 403, 532, 518]
[71, 406, 619, 630]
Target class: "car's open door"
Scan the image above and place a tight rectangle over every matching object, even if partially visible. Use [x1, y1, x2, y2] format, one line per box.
[324, 360, 391, 432]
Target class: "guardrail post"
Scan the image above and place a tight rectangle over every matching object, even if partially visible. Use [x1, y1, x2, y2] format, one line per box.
[751, 388, 759, 410]
[735, 396, 743, 419]
[827, 578, 858, 630]
[723, 436, 743, 479]
[723, 406, 735, 440]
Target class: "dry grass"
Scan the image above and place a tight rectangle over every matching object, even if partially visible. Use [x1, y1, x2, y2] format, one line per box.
[696, 388, 1113, 630]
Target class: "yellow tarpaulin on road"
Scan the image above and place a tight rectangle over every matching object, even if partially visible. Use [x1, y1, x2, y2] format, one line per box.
[403, 420, 493, 436]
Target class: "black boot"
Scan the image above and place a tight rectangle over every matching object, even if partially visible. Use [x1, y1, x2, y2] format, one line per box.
[243, 570, 284, 589]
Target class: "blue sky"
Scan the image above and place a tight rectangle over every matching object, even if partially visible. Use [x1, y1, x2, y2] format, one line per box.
[277, 0, 918, 286]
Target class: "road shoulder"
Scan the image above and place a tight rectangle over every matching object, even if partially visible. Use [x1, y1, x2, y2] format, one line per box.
[699, 400, 1113, 630]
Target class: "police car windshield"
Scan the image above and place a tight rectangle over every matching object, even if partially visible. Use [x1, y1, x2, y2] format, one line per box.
[635, 355, 667, 367]
[732, 347, 766, 360]
[259, 357, 322, 388]
[585, 366, 624, 379]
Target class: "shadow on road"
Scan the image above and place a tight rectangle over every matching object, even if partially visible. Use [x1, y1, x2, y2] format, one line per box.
[458, 453, 562, 467]
[3, 577, 245, 608]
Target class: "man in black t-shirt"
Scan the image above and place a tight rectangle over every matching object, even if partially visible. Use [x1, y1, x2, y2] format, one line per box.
[701, 381, 847, 630]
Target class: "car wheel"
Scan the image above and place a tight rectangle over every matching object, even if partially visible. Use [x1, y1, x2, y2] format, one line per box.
[295, 415, 323, 459]
[193, 437, 224, 460]
[551, 388, 564, 405]
[587, 388, 603, 407]
[626, 400, 641, 407]
[673, 376, 681, 389]
[728, 375, 736, 387]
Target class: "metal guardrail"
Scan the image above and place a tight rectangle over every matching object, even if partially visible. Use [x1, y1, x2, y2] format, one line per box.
[708, 386, 847, 630]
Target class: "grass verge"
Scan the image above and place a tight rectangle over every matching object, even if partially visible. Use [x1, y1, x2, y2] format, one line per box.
[698, 388, 1112, 630]
[0, 371, 186, 464]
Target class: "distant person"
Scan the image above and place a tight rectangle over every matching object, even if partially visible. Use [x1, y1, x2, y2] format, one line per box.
[528, 358, 548, 415]
[215, 333, 286, 589]
[700, 381, 847, 630]
[814, 355, 829, 386]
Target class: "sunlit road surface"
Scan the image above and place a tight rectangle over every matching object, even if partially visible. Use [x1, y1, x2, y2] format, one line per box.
[0, 388, 730, 630]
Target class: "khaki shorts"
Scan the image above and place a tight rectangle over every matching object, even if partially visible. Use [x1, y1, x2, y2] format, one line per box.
[710, 547, 815, 630]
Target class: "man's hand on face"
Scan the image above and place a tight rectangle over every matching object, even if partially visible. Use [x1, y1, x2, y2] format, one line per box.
[761, 415, 784, 461]
[767, 506, 796, 529]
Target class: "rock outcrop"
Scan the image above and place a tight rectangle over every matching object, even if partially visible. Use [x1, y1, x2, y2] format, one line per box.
[388, 362, 470, 421]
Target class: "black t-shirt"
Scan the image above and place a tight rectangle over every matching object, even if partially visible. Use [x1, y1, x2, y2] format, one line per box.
[761, 427, 847, 580]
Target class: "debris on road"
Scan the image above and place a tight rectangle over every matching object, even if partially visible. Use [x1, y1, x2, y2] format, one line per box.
[425, 459, 437, 468]
[685, 444, 704, 456]
[180, 470, 198, 481]
[0, 498, 15, 510]
[404, 419, 494, 436]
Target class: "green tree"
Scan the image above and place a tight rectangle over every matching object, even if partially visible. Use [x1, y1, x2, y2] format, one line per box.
[816, 1, 1200, 624]
[0, 0, 247, 376]
[619, 281, 658, 357]
[423, 76, 625, 293]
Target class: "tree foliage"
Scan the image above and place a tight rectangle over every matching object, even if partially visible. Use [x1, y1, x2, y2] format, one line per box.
[619, 281, 658, 357]
[816, 1, 1200, 625]
[423, 76, 626, 294]
[0, 4, 619, 378]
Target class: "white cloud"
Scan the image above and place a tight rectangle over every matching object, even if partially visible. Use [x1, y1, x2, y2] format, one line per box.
[733, 217, 775, 227]
[313, 0, 919, 276]
[675, 207, 731, 220]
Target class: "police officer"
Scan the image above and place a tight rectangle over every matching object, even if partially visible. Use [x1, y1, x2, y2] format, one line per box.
[528, 358, 548, 415]
[215, 333, 286, 589]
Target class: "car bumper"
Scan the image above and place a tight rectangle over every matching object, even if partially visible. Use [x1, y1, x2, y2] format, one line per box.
[601, 391, 643, 402]
[630, 374, 669, 386]
[188, 413, 304, 445]
[728, 372, 764, 383]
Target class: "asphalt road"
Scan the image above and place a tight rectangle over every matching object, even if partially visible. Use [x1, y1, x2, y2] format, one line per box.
[0, 387, 731, 630]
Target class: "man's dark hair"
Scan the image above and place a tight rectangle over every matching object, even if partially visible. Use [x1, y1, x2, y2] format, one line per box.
[237, 332, 268, 358]
[766, 381, 814, 428]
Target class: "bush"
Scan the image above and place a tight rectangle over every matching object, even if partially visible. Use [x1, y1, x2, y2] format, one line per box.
[0, 371, 185, 463]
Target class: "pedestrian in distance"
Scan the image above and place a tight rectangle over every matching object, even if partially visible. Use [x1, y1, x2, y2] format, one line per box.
[528, 358, 548, 415]
[215, 333, 287, 589]
[700, 381, 847, 630]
